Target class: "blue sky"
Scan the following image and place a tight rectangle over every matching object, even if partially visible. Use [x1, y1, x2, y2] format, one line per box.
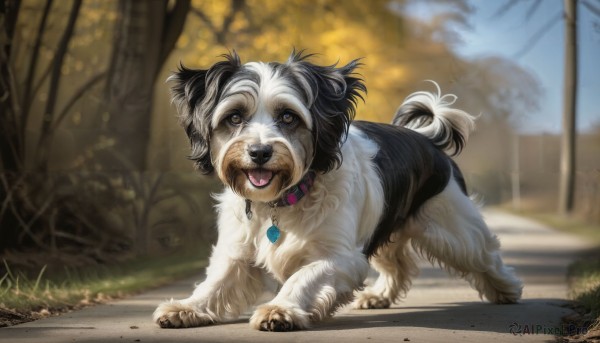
[407, 0, 600, 133]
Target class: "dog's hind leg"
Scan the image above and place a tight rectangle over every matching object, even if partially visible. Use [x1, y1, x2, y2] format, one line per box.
[353, 232, 419, 309]
[409, 178, 523, 304]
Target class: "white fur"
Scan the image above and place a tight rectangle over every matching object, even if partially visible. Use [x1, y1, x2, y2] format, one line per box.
[407, 177, 523, 304]
[211, 62, 313, 130]
[355, 177, 522, 310]
[154, 129, 383, 329]
[398, 81, 476, 154]
[154, 62, 522, 331]
[154, 132, 523, 328]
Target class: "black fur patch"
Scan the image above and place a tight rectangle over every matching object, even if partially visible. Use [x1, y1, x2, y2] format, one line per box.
[170, 52, 242, 174]
[284, 51, 366, 173]
[170, 51, 365, 175]
[352, 121, 464, 257]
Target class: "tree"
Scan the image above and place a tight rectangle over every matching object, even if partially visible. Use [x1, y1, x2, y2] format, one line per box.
[559, 0, 577, 215]
[35, 0, 82, 172]
[0, 0, 22, 172]
[103, 0, 190, 172]
[0, 1, 138, 257]
[0, 0, 544, 261]
[491, 0, 587, 214]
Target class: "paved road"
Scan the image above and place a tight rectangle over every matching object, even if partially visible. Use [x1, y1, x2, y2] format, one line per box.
[1, 209, 594, 342]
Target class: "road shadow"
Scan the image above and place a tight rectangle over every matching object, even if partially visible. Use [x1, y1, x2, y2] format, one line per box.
[0, 298, 576, 343]
[311, 298, 574, 334]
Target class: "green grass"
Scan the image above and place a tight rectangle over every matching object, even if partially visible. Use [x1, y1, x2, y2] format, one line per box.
[568, 259, 600, 336]
[507, 207, 600, 336]
[0, 249, 208, 314]
[569, 260, 600, 317]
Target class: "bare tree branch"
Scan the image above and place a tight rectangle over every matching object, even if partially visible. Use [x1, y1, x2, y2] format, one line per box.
[0, 0, 24, 171]
[0, 173, 23, 221]
[21, 0, 54, 135]
[190, 7, 218, 36]
[190, 0, 245, 45]
[0, 48, 23, 170]
[513, 12, 562, 59]
[6, 185, 50, 250]
[525, 0, 542, 21]
[491, 0, 523, 19]
[160, 0, 191, 69]
[582, 0, 600, 18]
[35, 0, 82, 171]
[2, 0, 21, 43]
[218, 0, 244, 43]
[51, 70, 107, 132]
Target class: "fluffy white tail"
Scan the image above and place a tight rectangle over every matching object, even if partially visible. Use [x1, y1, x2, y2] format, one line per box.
[392, 81, 476, 156]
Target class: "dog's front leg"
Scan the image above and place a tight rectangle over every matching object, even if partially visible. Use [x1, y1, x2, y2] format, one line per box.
[154, 241, 263, 328]
[250, 253, 369, 331]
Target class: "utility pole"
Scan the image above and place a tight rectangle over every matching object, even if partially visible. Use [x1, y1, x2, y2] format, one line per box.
[511, 133, 521, 211]
[558, 0, 578, 215]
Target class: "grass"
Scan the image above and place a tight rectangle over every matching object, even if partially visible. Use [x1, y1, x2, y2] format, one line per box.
[569, 260, 600, 317]
[568, 259, 600, 338]
[505, 206, 600, 338]
[0, 248, 208, 319]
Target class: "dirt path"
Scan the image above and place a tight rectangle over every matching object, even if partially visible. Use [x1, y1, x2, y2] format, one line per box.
[0, 209, 593, 342]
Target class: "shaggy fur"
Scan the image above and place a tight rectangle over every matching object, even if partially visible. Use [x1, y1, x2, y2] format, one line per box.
[153, 51, 523, 332]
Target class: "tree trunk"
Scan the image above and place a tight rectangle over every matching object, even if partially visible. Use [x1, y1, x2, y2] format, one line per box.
[21, 0, 54, 142]
[0, 0, 21, 172]
[0, 0, 22, 251]
[558, 0, 577, 215]
[104, 0, 190, 172]
[104, 0, 189, 255]
[35, 0, 82, 172]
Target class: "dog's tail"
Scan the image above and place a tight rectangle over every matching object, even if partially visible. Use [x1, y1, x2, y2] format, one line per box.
[392, 81, 476, 156]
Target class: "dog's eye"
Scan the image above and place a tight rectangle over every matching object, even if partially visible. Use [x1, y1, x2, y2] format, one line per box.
[281, 112, 298, 125]
[227, 113, 243, 126]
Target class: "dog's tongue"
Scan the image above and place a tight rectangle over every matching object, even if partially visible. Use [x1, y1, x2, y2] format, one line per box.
[247, 169, 273, 187]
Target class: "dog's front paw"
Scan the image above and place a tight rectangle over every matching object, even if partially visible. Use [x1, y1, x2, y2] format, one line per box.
[153, 301, 214, 328]
[249, 304, 310, 332]
[352, 292, 391, 309]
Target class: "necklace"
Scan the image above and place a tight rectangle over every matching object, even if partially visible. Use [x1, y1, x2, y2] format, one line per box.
[244, 171, 316, 244]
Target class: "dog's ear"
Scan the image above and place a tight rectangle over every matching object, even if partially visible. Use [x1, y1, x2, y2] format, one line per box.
[170, 52, 241, 174]
[287, 51, 366, 173]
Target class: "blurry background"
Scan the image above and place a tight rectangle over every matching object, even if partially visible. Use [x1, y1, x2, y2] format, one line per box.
[1, 0, 599, 268]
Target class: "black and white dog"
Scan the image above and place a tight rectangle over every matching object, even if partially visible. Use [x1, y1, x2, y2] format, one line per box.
[153, 51, 523, 331]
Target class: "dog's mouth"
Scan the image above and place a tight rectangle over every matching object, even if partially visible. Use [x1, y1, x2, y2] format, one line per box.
[244, 168, 276, 188]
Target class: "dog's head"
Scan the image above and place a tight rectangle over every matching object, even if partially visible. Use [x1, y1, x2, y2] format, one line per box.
[170, 51, 365, 202]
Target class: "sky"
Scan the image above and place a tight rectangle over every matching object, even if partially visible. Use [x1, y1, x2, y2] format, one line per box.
[406, 0, 600, 134]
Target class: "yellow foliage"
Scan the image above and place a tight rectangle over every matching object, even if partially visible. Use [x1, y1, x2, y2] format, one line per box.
[165, 0, 507, 124]
[176, 34, 190, 49]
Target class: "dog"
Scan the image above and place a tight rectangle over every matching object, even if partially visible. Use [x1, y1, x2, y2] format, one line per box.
[153, 50, 523, 331]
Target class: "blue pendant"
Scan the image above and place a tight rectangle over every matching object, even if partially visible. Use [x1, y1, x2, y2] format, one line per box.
[267, 225, 280, 243]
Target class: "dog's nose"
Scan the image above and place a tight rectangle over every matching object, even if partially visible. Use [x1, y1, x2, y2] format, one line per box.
[248, 144, 273, 165]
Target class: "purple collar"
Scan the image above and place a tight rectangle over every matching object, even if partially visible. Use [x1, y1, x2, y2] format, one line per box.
[270, 171, 316, 207]
[244, 171, 316, 220]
